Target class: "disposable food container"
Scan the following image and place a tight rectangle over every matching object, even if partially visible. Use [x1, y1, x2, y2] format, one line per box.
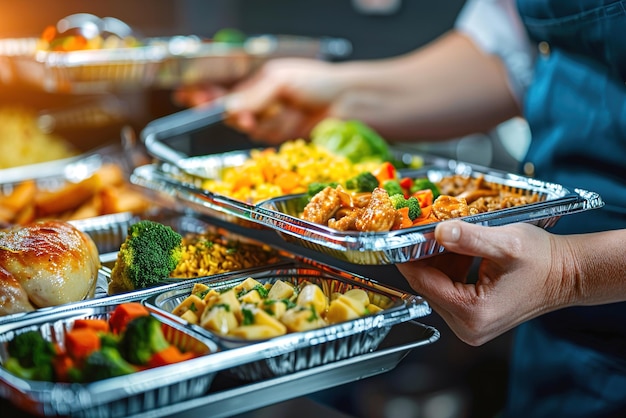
[145, 264, 432, 381]
[131, 158, 604, 264]
[1, 35, 351, 93]
[0, 303, 219, 417]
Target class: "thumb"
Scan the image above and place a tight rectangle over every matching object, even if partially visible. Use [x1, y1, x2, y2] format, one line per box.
[435, 220, 518, 262]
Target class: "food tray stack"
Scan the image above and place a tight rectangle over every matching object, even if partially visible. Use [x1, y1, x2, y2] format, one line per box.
[0, 304, 219, 417]
[0, 262, 438, 417]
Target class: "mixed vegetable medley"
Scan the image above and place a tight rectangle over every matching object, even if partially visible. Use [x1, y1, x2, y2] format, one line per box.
[3, 303, 199, 383]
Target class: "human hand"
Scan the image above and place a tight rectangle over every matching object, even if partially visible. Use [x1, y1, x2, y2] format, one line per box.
[396, 220, 577, 346]
[221, 58, 347, 144]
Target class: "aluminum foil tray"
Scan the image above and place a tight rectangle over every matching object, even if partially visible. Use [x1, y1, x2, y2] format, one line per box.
[7, 38, 166, 93]
[145, 264, 431, 381]
[254, 161, 604, 264]
[156, 35, 352, 88]
[130, 147, 442, 229]
[131, 159, 604, 264]
[0, 317, 439, 418]
[2, 35, 351, 94]
[0, 303, 219, 417]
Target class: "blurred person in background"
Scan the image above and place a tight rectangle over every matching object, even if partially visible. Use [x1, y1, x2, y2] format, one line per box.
[175, 0, 626, 416]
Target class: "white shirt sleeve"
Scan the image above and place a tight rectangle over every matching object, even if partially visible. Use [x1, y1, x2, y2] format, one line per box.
[455, 0, 536, 104]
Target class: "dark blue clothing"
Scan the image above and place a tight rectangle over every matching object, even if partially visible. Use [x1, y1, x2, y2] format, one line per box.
[507, 1, 626, 416]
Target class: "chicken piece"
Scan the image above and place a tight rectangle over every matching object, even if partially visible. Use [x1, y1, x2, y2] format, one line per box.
[0, 220, 100, 314]
[328, 208, 362, 231]
[301, 186, 343, 224]
[354, 188, 398, 232]
[0, 266, 35, 316]
[432, 195, 478, 220]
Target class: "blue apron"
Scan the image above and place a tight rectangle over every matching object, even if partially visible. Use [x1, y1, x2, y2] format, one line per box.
[507, 1, 626, 417]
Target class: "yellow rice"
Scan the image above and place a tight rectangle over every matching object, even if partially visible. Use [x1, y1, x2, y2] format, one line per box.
[201, 139, 381, 203]
[170, 232, 280, 279]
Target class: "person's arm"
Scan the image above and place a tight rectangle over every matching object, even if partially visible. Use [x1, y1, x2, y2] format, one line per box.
[395, 221, 626, 346]
[223, 30, 520, 144]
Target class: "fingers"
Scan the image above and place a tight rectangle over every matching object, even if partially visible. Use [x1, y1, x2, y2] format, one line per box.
[434, 220, 531, 263]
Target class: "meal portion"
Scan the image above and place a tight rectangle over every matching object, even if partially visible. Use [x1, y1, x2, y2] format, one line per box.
[108, 220, 281, 295]
[301, 163, 541, 232]
[0, 162, 152, 225]
[171, 276, 389, 341]
[3, 303, 207, 383]
[199, 118, 421, 204]
[0, 220, 100, 316]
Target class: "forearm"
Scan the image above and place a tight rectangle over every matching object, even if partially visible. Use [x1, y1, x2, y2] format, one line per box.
[559, 229, 626, 307]
[328, 31, 521, 141]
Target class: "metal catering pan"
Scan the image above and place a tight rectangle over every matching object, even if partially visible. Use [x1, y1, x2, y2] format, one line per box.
[145, 263, 432, 381]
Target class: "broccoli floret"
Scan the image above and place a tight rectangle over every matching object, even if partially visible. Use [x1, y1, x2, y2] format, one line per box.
[389, 194, 422, 220]
[410, 178, 441, 199]
[80, 347, 138, 383]
[118, 315, 170, 365]
[5, 330, 55, 381]
[345, 172, 379, 192]
[109, 220, 183, 293]
[307, 181, 339, 198]
[310, 118, 392, 164]
[382, 180, 404, 197]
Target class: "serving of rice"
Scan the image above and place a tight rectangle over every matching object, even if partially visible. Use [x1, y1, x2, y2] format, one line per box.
[201, 139, 381, 203]
[170, 232, 281, 279]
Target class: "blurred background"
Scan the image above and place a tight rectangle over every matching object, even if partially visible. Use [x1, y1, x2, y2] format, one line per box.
[0, 1, 526, 417]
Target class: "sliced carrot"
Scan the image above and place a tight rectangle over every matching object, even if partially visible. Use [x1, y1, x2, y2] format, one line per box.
[412, 189, 434, 208]
[109, 303, 150, 335]
[65, 328, 101, 362]
[394, 207, 413, 230]
[52, 353, 75, 382]
[412, 206, 436, 226]
[146, 345, 195, 368]
[73, 319, 110, 333]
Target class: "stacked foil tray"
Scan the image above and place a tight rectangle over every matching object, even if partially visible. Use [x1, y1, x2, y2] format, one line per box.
[0, 211, 439, 417]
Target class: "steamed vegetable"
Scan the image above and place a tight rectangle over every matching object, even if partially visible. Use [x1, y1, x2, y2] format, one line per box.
[5, 330, 56, 381]
[119, 315, 171, 365]
[389, 194, 422, 221]
[345, 171, 379, 193]
[109, 220, 183, 293]
[310, 118, 392, 164]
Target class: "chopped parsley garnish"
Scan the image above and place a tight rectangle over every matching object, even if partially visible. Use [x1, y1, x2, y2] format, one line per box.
[242, 308, 254, 325]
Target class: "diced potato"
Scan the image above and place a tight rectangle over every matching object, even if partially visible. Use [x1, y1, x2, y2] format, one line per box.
[191, 283, 211, 295]
[296, 284, 328, 314]
[326, 298, 360, 323]
[229, 324, 286, 340]
[367, 303, 384, 314]
[239, 289, 262, 304]
[267, 279, 294, 300]
[343, 289, 370, 306]
[252, 308, 287, 334]
[234, 277, 263, 294]
[202, 289, 220, 306]
[261, 300, 288, 319]
[281, 307, 328, 332]
[201, 306, 238, 335]
[180, 309, 199, 325]
[217, 289, 241, 314]
[335, 294, 366, 316]
[172, 294, 206, 319]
